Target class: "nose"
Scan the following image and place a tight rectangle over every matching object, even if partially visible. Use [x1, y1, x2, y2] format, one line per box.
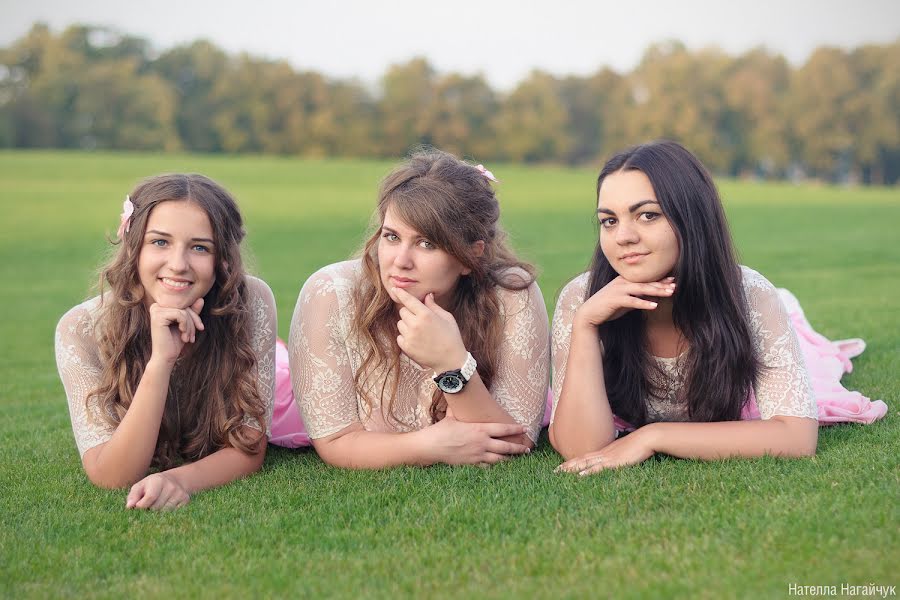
[167, 246, 189, 272]
[614, 221, 639, 245]
[393, 243, 414, 269]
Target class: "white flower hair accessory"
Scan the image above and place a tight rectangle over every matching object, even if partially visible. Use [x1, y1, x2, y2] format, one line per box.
[117, 195, 134, 239]
[475, 164, 498, 183]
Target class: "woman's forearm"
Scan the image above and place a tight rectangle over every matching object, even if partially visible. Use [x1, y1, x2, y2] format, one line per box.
[441, 374, 532, 447]
[83, 358, 174, 488]
[550, 324, 615, 460]
[642, 417, 818, 460]
[166, 441, 266, 495]
[314, 427, 434, 469]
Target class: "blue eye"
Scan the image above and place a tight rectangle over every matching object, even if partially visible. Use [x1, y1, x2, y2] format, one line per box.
[192, 244, 210, 253]
[151, 239, 167, 247]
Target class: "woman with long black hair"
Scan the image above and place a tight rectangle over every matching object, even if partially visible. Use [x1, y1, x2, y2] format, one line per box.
[550, 140, 885, 475]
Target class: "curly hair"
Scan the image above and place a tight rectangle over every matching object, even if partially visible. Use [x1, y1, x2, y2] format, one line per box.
[90, 174, 266, 469]
[351, 148, 536, 426]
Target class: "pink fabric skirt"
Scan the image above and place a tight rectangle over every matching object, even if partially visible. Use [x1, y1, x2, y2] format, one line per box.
[269, 340, 311, 448]
[739, 289, 887, 425]
[270, 289, 887, 447]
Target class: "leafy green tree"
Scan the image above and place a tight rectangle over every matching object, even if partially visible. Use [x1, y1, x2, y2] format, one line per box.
[493, 70, 572, 163]
[721, 48, 791, 176]
[622, 41, 734, 173]
[419, 72, 498, 160]
[152, 40, 229, 152]
[376, 58, 436, 156]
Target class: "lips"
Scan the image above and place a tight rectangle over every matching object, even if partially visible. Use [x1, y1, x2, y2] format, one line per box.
[159, 277, 193, 291]
[620, 252, 649, 264]
[389, 275, 418, 289]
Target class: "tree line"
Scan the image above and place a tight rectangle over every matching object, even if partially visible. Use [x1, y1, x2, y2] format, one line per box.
[2, 23, 898, 184]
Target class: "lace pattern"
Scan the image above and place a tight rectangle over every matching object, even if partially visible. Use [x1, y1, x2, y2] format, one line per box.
[549, 266, 817, 424]
[54, 276, 277, 457]
[288, 260, 550, 442]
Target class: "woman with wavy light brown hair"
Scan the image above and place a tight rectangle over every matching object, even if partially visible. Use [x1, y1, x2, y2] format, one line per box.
[288, 149, 550, 468]
[55, 174, 276, 510]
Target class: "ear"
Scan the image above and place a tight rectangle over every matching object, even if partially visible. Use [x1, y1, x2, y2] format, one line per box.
[460, 240, 485, 277]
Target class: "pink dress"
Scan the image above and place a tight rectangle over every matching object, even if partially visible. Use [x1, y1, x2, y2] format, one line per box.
[739, 289, 887, 425]
[269, 339, 312, 447]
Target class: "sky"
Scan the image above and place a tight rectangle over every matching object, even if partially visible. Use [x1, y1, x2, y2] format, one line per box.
[2, 0, 899, 90]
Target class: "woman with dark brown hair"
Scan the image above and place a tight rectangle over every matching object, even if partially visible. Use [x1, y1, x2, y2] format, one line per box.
[55, 174, 276, 509]
[551, 140, 885, 475]
[289, 149, 550, 468]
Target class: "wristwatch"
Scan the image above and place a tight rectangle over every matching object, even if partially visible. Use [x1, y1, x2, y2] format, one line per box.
[432, 352, 477, 394]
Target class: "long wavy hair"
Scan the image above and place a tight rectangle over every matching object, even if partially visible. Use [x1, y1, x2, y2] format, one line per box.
[90, 174, 266, 469]
[587, 140, 760, 426]
[352, 148, 535, 426]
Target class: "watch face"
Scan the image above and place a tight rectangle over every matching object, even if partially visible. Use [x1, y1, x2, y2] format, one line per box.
[436, 374, 463, 394]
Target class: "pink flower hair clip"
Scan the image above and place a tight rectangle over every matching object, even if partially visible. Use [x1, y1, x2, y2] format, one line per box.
[475, 164, 499, 183]
[117, 195, 134, 239]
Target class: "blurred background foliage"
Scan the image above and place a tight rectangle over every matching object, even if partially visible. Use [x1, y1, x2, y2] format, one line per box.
[1, 23, 898, 184]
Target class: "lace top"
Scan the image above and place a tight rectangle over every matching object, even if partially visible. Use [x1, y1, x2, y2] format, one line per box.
[289, 260, 550, 442]
[55, 276, 277, 457]
[550, 266, 817, 424]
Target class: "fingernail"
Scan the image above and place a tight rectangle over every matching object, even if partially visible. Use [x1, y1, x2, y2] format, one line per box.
[650, 302, 658, 307]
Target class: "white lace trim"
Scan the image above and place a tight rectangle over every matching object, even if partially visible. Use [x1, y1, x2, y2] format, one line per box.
[288, 260, 550, 442]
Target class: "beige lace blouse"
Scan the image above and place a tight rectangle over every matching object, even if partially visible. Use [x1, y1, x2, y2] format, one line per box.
[550, 266, 817, 424]
[289, 260, 550, 442]
[55, 276, 277, 457]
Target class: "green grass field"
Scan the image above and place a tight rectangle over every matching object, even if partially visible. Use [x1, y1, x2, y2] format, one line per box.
[1, 151, 897, 599]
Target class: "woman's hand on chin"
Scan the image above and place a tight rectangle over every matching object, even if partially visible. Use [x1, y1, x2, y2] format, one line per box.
[393, 287, 467, 372]
[148, 298, 205, 365]
[574, 276, 675, 329]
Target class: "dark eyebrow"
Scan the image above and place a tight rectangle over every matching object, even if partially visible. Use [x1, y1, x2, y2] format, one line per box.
[145, 230, 214, 244]
[596, 200, 660, 215]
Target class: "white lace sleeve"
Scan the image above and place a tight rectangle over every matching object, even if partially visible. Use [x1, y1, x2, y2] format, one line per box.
[549, 273, 590, 424]
[742, 267, 817, 420]
[491, 280, 551, 443]
[288, 266, 360, 439]
[55, 300, 115, 457]
[243, 276, 277, 436]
